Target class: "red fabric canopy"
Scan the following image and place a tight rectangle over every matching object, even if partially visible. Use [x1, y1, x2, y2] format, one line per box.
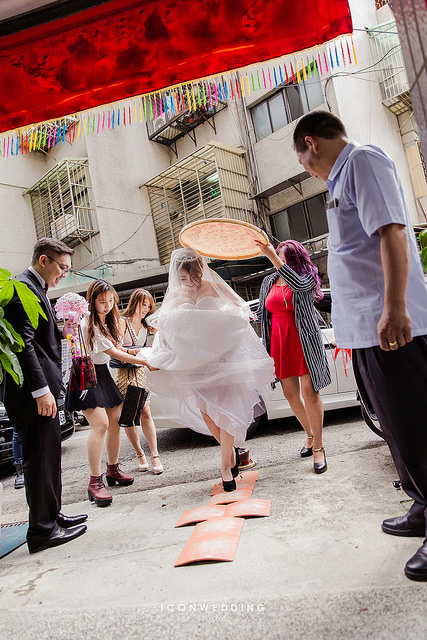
[0, 0, 352, 133]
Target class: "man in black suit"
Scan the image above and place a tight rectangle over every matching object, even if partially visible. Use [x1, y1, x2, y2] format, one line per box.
[4, 238, 87, 553]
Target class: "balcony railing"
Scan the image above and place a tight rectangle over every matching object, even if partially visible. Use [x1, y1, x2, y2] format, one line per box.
[368, 20, 412, 115]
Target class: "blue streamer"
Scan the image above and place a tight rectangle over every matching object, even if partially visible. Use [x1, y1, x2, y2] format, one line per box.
[112, 109, 115, 129]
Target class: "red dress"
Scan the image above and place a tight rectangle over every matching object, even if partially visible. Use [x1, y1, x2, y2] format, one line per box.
[265, 283, 309, 380]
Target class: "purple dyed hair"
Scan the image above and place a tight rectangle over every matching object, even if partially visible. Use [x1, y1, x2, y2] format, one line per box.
[275, 240, 324, 302]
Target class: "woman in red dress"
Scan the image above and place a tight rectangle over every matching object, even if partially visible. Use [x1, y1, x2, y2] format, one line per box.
[255, 239, 331, 474]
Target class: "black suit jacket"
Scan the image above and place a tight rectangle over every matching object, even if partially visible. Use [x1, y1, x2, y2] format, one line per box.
[3, 269, 63, 425]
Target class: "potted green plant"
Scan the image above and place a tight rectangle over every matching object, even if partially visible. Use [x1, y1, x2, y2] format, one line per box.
[419, 229, 427, 273]
[0, 268, 46, 386]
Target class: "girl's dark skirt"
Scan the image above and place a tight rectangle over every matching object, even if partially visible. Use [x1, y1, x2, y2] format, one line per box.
[66, 364, 124, 411]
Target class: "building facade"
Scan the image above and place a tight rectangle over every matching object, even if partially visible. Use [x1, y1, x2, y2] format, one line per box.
[0, 0, 425, 305]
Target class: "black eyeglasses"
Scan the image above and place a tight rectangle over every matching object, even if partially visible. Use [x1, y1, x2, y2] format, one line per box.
[45, 255, 71, 274]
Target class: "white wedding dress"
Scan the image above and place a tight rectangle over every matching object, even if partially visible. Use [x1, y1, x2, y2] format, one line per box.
[141, 295, 275, 446]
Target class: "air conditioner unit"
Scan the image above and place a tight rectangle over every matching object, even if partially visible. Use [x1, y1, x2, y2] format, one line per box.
[152, 116, 167, 132]
[50, 214, 77, 241]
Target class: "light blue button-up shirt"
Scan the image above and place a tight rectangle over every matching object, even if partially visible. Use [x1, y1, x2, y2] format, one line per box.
[326, 141, 427, 349]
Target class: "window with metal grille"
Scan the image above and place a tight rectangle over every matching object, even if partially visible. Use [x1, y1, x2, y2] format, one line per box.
[251, 72, 324, 141]
[144, 143, 260, 265]
[418, 141, 427, 182]
[367, 20, 411, 115]
[25, 159, 97, 248]
[118, 289, 166, 311]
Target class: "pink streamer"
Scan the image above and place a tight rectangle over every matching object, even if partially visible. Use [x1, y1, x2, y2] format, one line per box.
[323, 50, 329, 73]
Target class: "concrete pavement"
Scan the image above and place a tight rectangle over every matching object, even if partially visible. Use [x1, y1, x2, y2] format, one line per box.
[1, 433, 427, 640]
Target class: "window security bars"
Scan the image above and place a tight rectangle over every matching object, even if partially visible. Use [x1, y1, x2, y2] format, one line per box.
[26, 159, 97, 248]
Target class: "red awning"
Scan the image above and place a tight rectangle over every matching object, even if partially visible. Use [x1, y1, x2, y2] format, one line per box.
[0, 0, 353, 133]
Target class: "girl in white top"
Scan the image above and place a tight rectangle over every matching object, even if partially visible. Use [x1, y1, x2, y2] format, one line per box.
[115, 288, 163, 474]
[66, 279, 157, 507]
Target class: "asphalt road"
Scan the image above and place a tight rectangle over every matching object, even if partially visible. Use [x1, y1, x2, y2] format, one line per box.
[1, 406, 392, 521]
[3, 407, 427, 640]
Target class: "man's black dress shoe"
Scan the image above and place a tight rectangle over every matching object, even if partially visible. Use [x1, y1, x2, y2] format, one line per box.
[404, 539, 427, 581]
[57, 512, 88, 528]
[28, 523, 87, 554]
[382, 502, 426, 537]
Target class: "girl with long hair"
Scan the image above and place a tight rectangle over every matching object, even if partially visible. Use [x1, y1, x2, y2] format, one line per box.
[114, 288, 163, 474]
[254, 239, 331, 474]
[66, 279, 157, 506]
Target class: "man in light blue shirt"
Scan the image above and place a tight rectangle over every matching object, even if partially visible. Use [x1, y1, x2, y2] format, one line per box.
[294, 111, 427, 582]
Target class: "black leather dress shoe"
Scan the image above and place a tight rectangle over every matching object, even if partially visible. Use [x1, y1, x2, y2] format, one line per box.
[57, 512, 88, 528]
[405, 539, 427, 581]
[28, 523, 87, 554]
[382, 502, 426, 537]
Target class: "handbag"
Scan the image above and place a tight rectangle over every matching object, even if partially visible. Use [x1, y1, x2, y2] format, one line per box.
[109, 318, 144, 369]
[69, 325, 97, 391]
[119, 368, 149, 427]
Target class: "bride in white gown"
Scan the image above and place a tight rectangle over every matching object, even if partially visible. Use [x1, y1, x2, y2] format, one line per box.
[141, 247, 275, 491]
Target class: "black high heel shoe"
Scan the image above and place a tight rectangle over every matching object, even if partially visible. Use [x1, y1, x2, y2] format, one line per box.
[222, 477, 237, 492]
[300, 435, 314, 458]
[231, 447, 240, 478]
[313, 447, 327, 474]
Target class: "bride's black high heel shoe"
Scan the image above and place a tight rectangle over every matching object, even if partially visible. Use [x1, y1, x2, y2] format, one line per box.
[231, 447, 240, 478]
[222, 477, 237, 492]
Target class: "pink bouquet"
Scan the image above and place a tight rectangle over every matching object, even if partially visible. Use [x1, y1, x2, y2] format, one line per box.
[55, 292, 90, 323]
